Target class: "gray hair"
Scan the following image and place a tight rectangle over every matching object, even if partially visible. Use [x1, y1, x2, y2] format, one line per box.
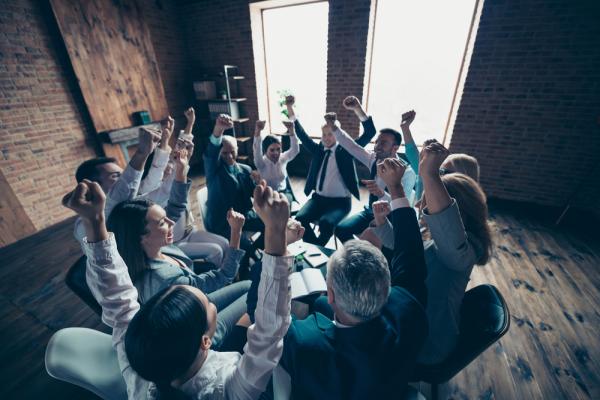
[326, 240, 391, 321]
[221, 135, 238, 149]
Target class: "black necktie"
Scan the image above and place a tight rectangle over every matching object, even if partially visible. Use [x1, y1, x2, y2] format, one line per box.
[318, 150, 332, 192]
[368, 161, 378, 206]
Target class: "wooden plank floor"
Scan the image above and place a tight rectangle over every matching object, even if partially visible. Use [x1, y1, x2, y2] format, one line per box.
[0, 174, 598, 399]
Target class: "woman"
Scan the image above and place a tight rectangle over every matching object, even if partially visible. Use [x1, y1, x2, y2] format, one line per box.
[64, 179, 293, 399]
[109, 149, 249, 349]
[373, 140, 492, 364]
[252, 119, 300, 205]
[139, 107, 231, 268]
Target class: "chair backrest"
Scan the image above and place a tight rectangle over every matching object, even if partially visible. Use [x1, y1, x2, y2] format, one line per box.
[413, 284, 510, 383]
[65, 255, 102, 316]
[196, 187, 209, 223]
[45, 327, 128, 400]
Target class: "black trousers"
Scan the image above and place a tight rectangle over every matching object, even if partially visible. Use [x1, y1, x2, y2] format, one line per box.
[295, 193, 352, 246]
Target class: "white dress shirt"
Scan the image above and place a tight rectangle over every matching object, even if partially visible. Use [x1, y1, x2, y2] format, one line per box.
[84, 233, 293, 400]
[253, 134, 300, 191]
[315, 143, 351, 198]
[332, 127, 416, 204]
[74, 164, 142, 247]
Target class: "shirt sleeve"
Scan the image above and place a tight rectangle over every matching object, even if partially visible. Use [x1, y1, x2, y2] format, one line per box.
[253, 135, 266, 170]
[83, 234, 149, 399]
[225, 254, 293, 399]
[401, 166, 417, 205]
[175, 247, 245, 293]
[423, 199, 480, 272]
[139, 173, 175, 207]
[165, 179, 191, 222]
[332, 126, 373, 167]
[138, 148, 170, 196]
[372, 219, 395, 250]
[404, 142, 420, 174]
[280, 135, 300, 162]
[105, 164, 143, 219]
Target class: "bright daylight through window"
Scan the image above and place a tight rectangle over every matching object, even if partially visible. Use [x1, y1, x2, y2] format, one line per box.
[365, 0, 479, 145]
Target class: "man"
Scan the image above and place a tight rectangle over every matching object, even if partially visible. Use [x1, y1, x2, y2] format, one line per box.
[203, 114, 263, 253]
[73, 126, 162, 247]
[332, 96, 417, 242]
[279, 157, 428, 399]
[286, 95, 377, 246]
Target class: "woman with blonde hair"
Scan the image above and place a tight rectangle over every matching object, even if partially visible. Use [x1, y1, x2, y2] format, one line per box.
[370, 140, 492, 364]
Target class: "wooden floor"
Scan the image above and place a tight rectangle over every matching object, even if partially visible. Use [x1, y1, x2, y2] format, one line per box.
[0, 174, 598, 399]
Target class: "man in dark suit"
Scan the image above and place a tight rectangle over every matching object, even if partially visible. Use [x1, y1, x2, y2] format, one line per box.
[279, 157, 428, 400]
[286, 96, 377, 246]
[203, 114, 263, 252]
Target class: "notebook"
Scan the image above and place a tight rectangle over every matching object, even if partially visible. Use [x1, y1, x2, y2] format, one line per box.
[290, 268, 327, 299]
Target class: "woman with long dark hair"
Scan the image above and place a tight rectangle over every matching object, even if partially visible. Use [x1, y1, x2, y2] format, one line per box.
[64, 179, 293, 399]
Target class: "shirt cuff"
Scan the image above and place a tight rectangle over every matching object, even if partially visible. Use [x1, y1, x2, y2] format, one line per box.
[390, 197, 410, 210]
[82, 232, 117, 260]
[209, 134, 223, 146]
[359, 114, 369, 122]
[152, 147, 171, 168]
[288, 115, 297, 122]
[122, 163, 143, 181]
[262, 253, 294, 279]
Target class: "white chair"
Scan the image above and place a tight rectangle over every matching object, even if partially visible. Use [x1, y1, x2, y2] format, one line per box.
[45, 327, 127, 400]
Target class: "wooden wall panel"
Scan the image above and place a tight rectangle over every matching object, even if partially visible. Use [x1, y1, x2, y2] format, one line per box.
[49, 0, 169, 164]
[0, 170, 36, 247]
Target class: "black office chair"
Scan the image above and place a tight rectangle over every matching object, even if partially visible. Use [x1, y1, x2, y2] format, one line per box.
[412, 284, 510, 400]
[65, 255, 102, 316]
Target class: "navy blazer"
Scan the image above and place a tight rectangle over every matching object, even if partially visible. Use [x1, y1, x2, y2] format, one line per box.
[202, 136, 255, 236]
[280, 207, 428, 400]
[294, 117, 377, 199]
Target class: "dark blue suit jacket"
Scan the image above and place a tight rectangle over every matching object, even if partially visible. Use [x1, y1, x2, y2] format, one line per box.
[280, 206, 428, 400]
[202, 136, 255, 236]
[294, 117, 377, 200]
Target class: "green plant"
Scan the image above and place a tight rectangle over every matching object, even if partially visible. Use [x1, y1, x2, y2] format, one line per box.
[277, 89, 293, 118]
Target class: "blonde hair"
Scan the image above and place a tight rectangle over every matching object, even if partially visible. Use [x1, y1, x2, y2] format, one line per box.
[445, 153, 480, 182]
[441, 173, 492, 265]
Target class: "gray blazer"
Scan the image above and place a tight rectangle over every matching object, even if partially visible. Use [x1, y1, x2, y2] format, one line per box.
[373, 200, 482, 364]
[135, 245, 245, 304]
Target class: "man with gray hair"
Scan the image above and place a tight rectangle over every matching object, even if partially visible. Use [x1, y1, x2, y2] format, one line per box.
[265, 157, 427, 399]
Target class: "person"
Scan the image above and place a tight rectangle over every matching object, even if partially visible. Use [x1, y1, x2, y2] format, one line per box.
[64, 178, 293, 399]
[245, 158, 428, 399]
[73, 126, 162, 248]
[287, 95, 377, 246]
[141, 107, 231, 267]
[252, 119, 300, 205]
[203, 114, 264, 253]
[371, 141, 492, 364]
[330, 96, 417, 243]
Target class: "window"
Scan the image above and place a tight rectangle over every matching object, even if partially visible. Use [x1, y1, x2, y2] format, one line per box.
[250, 0, 329, 136]
[364, 0, 481, 145]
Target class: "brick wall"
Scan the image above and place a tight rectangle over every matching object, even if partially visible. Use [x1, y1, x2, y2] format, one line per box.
[0, 0, 193, 246]
[450, 0, 600, 210]
[0, 0, 98, 238]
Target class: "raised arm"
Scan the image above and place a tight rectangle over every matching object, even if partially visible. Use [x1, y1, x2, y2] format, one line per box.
[63, 181, 149, 399]
[325, 113, 373, 167]
[280, 120, 300, 162]
[226, 181, 293, 399]
[400, 110, 420, 173]
[378, 159, 427, 305]
[203, 114, 233, 179]
[253, 120, 267, 169]
[286, 95, 320, 154]
[343, 96, 377, 146]
[138, 116, 174, 196]
[183, 107, 195, 135]
[164, 149, 191, 222]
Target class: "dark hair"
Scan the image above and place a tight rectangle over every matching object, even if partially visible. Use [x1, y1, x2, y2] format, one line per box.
[107, 199, 154, 283]
[75, 157, 117, 183]
[125, 286, 208, 399]
[262, 135, 282, 154]
[379, 129, 402, 146]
